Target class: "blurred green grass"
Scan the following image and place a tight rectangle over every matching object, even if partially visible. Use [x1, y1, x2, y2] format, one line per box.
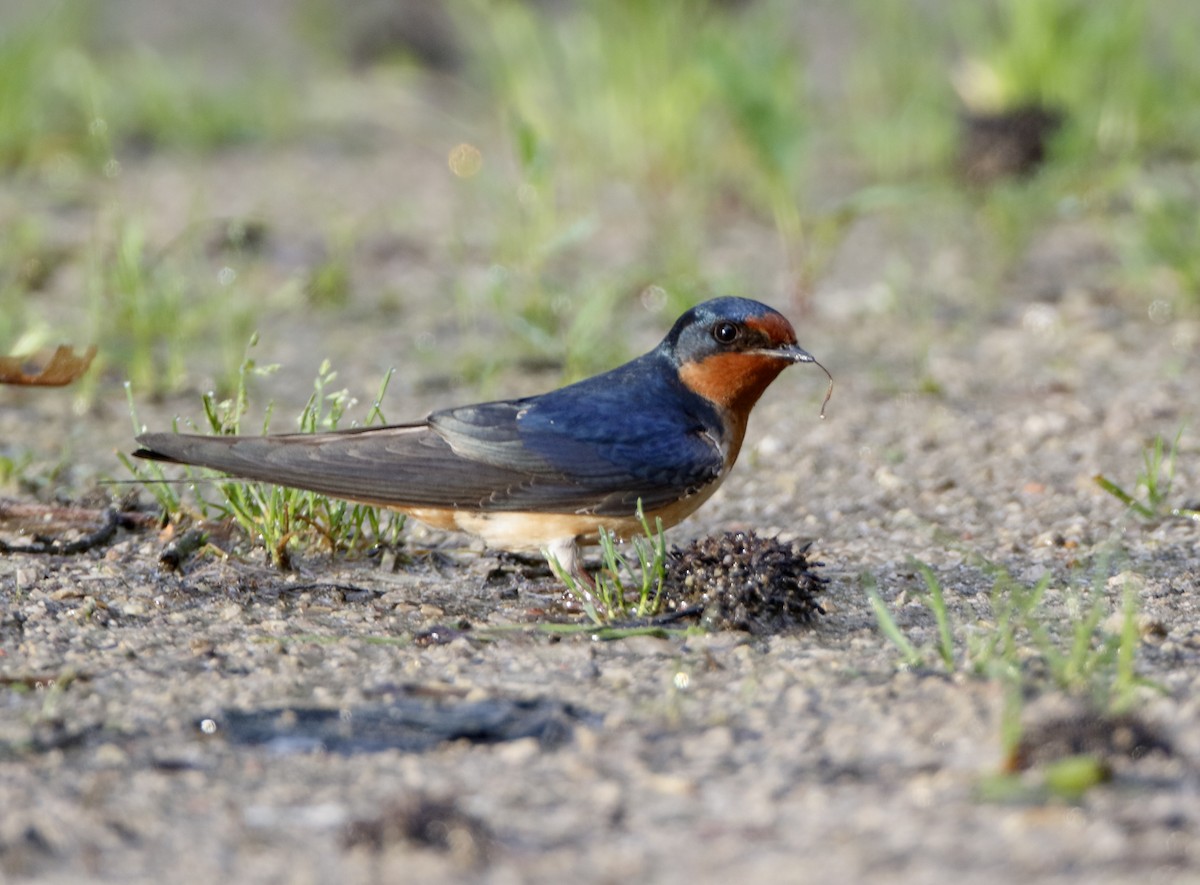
[0, 2, 297, 174]
[1, 0, 1198, 402]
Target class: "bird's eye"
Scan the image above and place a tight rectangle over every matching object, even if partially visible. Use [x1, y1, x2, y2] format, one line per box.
[712, 321, 740, 345]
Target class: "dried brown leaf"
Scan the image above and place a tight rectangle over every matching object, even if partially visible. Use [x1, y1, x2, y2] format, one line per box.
[0, 345, 97, 386]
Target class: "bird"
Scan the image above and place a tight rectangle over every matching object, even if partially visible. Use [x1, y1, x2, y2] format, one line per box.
[134, 296, 830, 577]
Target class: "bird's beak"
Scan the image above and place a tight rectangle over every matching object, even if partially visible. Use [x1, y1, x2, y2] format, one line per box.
[754, 342, 815, 363]
[755, 341, 834, 418]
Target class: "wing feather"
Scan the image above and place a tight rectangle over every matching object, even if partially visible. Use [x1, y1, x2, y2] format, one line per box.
[135, 352, 729, 516]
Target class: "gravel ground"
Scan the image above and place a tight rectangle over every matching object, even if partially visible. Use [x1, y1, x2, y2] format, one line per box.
[3, 6, 1200, 883]
[3, 253, 1198, 882]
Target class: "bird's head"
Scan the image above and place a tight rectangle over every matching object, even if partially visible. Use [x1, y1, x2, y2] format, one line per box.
[664, 296, 821, 416]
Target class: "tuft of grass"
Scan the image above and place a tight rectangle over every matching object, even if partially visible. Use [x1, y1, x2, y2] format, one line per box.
[125, 340, 407, 568]
[0, 3, 110, 173]
[870, 558, 1153, 714]
[0, 450, 34, 490]
[0, 1, 297, 176]
[4, 209, 292, 405]
[85, 217, 259, 397]
[117, 381, 181, 514]
[1094, 429, 1199, 522]
[839, 0, 1200, 314]
[104, 49, 297, 155]
[952, 0, 1200, 161]
[547, 503, 668, 626]
[871, 558, 1157, 799]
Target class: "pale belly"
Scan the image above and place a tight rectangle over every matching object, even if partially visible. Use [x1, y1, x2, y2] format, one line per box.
[402, 473, 726, 553]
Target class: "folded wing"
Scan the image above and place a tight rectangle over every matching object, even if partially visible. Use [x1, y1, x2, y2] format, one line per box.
[136, 404, 723, 516]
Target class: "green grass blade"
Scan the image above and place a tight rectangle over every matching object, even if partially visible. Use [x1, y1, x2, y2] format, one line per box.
[867, 585, 923, 668]
[1093, 473, 1155, 519]
[916, 561, 956, 671]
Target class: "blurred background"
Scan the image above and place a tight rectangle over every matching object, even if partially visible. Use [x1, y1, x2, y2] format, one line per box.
[1, 0, 1198, 459]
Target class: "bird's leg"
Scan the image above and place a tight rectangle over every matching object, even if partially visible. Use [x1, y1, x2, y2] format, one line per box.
[545, 536, 595, 590]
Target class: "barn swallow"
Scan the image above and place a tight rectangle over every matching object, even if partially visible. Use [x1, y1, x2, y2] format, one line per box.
[135, 296, 830, 576]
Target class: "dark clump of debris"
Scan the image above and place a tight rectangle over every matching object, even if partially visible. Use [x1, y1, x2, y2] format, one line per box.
[958, 103, 1064, 185]
[1006, 709, 1173, 773]
[342, 794, 493, 866]
[662, 531, 826, 634]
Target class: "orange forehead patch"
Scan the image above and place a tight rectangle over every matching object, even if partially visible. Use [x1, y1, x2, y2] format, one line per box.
[744, 312, 797, 346]
[679, 351, 791, 414]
